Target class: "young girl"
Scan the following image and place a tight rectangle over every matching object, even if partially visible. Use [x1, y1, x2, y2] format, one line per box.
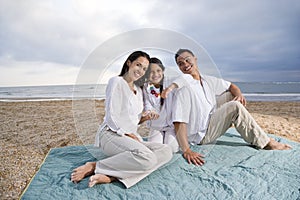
[71, 51, 172, 188]
[142, 57, 179, 153]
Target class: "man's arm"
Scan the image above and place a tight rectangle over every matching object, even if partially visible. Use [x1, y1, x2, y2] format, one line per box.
[174, 122, 205, 166]
[161, 83, 177, 99]
[228, 83, 247, 106]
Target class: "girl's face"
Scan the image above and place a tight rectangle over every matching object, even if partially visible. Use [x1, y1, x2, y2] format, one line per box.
[149, 63, 164, 85]
[127, 56, 149, 82]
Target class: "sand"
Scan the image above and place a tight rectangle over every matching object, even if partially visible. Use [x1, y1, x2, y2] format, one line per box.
[0, 100, 299, 199]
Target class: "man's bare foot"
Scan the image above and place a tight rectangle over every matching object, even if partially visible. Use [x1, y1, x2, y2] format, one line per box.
[264, 138, 292, 150]
[88, 174, 117, 187]
[71, 162, 96, 183]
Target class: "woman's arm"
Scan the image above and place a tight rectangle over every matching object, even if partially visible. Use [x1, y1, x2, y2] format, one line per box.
[105, 77, 140, 136]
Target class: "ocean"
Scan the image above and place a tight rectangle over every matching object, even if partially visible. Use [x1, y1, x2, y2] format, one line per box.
[0, 82, 299, 102]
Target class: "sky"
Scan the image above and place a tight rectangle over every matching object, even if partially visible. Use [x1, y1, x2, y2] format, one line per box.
[0, 0, 299, 86]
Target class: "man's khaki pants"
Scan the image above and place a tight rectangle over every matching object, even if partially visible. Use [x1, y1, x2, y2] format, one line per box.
[200, 92, 270, 148]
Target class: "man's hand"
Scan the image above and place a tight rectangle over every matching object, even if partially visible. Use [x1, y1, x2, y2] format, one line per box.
[229, 83, 247, 106]
[161, 87, 172, 99]
[161, 83, 178, 99]
[174, 122, 205, 166]
[183, 148, 205, 166]
[233, 94, 247, 106]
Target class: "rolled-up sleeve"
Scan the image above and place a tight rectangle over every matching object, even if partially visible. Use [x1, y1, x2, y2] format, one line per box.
[105, 78, 126, 136]
[104, 77, 141, 136]
[172, 74, 194, 89]
[172, 87, 191, 124]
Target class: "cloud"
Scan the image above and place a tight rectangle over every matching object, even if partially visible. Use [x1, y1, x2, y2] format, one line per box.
[0, 0, 299, 86]
[0, 56, 79, 86]
[0, 0, 190, 62]
[222, 69, 300, 82]
[0, 0, 95, 64]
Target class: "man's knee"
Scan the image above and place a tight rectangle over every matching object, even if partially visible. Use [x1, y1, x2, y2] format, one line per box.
[226, 101, 245, 112]
[216, 92, 234, 108]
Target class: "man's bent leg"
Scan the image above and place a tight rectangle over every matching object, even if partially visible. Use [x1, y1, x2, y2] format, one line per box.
[201, 101, 236, 145]
[201, 101, 270, 148]
[216, 91, 234, 108]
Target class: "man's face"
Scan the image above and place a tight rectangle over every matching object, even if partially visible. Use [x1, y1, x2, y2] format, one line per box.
[176, 52, 197, 74]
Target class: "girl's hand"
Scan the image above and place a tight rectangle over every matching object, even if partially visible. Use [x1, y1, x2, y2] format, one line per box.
[142, 110, 159, 120]
[149, 110, 159, 120]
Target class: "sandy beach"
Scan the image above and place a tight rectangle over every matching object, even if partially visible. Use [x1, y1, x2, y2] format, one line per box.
[0, 100, 299, 199]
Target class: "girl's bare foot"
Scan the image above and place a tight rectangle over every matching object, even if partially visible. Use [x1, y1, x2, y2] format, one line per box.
[88, 174, 117, 187]
[71, 162, 96, 183]
[264, 138, 292, 150]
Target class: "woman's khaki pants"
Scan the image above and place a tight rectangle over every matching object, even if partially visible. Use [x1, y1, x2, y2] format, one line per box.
[94, 129, 173, 188]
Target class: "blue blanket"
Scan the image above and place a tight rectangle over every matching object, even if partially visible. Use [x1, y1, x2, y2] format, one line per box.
[21, 128, 300, 200]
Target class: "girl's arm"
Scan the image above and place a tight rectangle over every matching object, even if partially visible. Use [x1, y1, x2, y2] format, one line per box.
[142, 84, 155, 112]
[141, 85, 160, 123]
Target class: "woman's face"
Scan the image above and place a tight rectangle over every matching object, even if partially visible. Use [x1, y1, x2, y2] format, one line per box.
[149, 63, 163, 85]
[127, 56, 149, 81]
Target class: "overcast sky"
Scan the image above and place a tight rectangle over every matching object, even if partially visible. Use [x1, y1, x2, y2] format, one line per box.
[0, 0, 299, 86]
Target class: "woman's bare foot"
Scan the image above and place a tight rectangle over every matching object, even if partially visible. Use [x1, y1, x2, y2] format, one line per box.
[71, 162, 96, 183]
[88, 174, 117, 187]
[264, 138, 292, 150]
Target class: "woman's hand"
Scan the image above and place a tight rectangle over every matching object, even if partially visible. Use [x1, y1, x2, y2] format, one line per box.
[125, 133, 141, 142]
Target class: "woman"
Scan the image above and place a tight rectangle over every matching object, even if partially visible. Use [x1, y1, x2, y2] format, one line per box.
[71, 51, 173, 188]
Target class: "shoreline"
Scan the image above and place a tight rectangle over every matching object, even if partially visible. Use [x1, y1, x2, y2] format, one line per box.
[0, 100, 299, 199]
[0, 97, 106, 102]
[0, 97, 299, 102]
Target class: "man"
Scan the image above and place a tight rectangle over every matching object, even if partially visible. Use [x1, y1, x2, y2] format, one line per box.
[164, 48, 291, 166]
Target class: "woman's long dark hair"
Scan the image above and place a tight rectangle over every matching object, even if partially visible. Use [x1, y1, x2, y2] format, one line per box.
[147, 57, 165, 106]
[119, 51, 150, 87]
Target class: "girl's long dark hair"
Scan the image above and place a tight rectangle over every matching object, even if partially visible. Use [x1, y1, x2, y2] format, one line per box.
[119, 51, 150, 87]
[147, 57, 165, 106]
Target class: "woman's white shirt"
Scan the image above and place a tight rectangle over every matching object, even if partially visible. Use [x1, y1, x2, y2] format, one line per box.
[103, 76, 143, 137]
